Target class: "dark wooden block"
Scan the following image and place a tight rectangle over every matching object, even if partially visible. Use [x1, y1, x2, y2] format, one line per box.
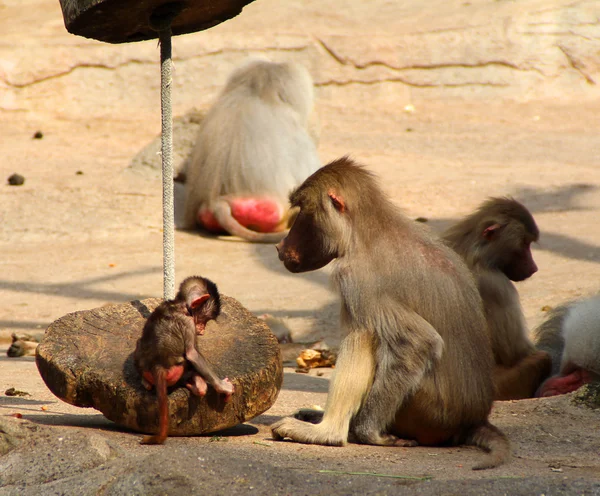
[36, 295, 282, 435]
[58, 0, 256, 44]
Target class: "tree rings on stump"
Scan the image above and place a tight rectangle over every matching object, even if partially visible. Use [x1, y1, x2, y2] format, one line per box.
[36, 295, 282, 436]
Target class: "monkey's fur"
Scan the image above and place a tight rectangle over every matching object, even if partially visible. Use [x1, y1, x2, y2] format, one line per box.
[271, 157, 510, 470]
[534, 295, 600, 396]
[443, 198, 551, 400]
[182, 60, 321, 243]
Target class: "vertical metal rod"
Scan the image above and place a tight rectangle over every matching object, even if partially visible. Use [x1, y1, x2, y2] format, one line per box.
[158, 27, 175, 300]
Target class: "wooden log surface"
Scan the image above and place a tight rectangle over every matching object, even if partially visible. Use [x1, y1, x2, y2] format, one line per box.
[58, 0, 256, 44]
[36, 295, 282, 435]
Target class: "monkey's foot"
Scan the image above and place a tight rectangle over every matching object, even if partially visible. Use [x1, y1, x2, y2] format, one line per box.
[140, 435, 166, 445]
[392, 438, 419, 447]
[141, 377, 153, 391]
[293, 408, 324, 424]
[352, 429, 417, 447]
[271, 417, 346, 446]
[186, 375, 208, 397]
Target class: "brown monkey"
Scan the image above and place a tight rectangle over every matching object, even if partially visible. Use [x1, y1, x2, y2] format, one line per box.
[134, 276, 234, 445]
[271, 157, 510, 470]
[443, 198, 551, 400]
[181, 60, 321, 243]
[534, 295, 600, 397]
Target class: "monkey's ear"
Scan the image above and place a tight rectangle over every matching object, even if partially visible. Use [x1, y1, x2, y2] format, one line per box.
[482, 223, 502, 240]
[191, 294, 210, 309]
[328, 191, 346, 213]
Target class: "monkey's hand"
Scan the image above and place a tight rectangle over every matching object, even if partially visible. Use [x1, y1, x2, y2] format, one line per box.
[216, 377, 234, 402]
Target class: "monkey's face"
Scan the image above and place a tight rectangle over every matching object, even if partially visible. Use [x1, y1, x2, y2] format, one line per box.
[501, 243, 538, 282]
[481, 220, 538, 282]
[276, 211, 336, 273]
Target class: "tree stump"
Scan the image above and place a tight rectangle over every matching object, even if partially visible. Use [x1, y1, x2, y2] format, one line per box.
[58, 0, 256, 43]
[36, 295, 282, 435]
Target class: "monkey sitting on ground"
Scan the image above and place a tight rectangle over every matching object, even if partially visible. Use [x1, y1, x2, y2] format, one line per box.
[443, 198, 551, 400]
[182, 60, 322, 243]
[134, 276, 234, 445]
[534, 295, 600, 397]
[271, 157, 510, 470]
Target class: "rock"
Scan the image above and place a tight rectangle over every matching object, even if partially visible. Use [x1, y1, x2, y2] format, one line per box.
[35, 295, 282, 436]
[0, 416, 39, 456]
[572, 382, 600, 409]
[7, 174, 25, 186]
[0, 418, 122, 487]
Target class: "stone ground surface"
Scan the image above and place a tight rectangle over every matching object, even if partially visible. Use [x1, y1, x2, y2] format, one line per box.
[1, 0, 600, 493]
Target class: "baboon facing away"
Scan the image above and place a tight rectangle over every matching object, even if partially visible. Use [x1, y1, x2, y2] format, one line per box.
[271, 157, 510, 470]
[182, 60, 321, 243]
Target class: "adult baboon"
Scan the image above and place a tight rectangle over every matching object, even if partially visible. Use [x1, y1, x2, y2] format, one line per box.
[182, 60, 321, 243]
[271, 157, 510, 470]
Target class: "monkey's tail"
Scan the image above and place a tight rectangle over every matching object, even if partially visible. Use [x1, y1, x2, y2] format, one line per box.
[464, 422, 511, 470]
[141, 368, 168, 445]
[213, 200, 287, 244]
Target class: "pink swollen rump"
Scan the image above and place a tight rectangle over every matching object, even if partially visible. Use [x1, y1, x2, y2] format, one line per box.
[198, 198, 283, 233]
[143, 365, 185, 388]
[537, 368, 593, 397]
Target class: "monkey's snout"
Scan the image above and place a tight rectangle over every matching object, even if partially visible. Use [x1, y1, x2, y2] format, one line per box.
[275, 241, 284, 260]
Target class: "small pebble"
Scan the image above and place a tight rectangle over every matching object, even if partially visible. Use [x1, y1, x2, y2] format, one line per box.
[32, 131, 43, 139]
[7, 174, 25, 186]
[5, 388, 30, 397]
[76, 170, 84, 175]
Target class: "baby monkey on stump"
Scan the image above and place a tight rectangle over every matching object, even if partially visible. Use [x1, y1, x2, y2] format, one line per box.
[134, 276, 234, 445]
